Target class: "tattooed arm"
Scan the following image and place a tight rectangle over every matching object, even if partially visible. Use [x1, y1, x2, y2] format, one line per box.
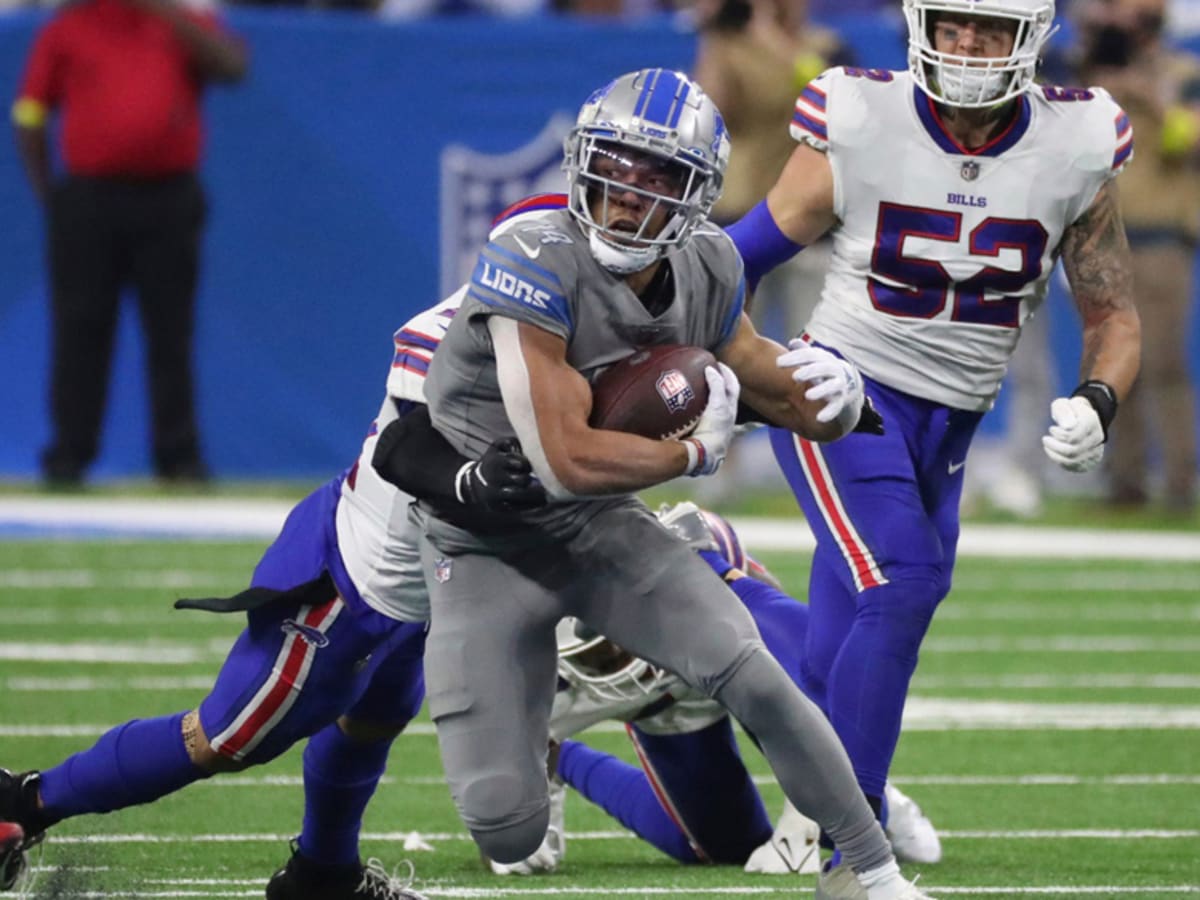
[1059, 180, 1142, 400]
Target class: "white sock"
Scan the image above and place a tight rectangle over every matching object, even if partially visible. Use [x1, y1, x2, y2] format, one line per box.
[858, 859, 909, 900]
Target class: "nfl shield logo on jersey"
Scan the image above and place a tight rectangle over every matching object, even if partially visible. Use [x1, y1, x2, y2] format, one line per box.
[960, 160, 981, 181]
[434, 557, 453, 584]
[656, 369, 695, 413]
[439, 114, 574, 297]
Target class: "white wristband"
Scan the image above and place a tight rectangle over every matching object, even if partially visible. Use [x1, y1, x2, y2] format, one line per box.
[682, 438, 707, 476]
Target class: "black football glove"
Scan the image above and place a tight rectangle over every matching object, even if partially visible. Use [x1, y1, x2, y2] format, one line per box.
[455, 437, 548, 513]
[853, 396, 885, 435]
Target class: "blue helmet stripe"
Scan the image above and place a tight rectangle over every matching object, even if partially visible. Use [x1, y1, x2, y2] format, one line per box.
[639, 69, 683, 127]
[667, 79, 690, 129]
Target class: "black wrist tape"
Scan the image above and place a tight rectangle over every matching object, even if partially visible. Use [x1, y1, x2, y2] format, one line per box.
[1070, 380, 1118, 439]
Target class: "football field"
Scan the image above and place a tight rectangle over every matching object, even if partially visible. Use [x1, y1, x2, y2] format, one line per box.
[0, 506, 1198, 899]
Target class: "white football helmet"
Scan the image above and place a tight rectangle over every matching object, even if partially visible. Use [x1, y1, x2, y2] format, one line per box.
[563, 68, 730, 274]
[903, 0, 1057, 108]
[556, 617, 669, 703]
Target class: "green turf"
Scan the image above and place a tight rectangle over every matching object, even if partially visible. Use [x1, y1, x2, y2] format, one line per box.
[0, 539, 1198, 898]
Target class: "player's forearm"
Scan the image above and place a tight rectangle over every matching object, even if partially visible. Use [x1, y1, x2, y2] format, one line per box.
[538, 429, 690, 498]
[1079, 306, 1142, 401]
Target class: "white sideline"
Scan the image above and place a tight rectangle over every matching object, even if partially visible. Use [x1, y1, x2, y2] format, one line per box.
[3, 496, 1200, 559]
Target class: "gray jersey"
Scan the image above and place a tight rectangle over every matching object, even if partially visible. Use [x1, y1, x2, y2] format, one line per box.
[423, 206, 745, 533]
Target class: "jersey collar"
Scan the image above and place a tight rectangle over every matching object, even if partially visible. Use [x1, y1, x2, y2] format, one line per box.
[913, 85, 1032, 158]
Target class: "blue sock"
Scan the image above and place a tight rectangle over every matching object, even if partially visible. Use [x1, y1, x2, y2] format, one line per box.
[297, 723, 393, 866]
[557, 739, 696, 862]
[39, 712, 205, 824]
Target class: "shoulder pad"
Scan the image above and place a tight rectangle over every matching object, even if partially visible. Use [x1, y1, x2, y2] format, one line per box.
[791, 67, 836, 150]
[1033, 84, 1133, 176]
[490, 193, 569, 235]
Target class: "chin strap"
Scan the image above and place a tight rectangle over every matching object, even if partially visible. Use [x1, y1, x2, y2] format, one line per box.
[588, 230, 663, 274]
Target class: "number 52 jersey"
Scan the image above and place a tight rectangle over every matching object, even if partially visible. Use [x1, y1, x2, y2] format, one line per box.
[794, 66, 1133, 411]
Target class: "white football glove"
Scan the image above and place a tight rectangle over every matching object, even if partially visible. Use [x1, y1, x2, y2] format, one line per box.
[777, 339, 864, 434]
[489, 779, 566, 875]
[1042, 396, 1105, 472]
[683, 363, 740, 477]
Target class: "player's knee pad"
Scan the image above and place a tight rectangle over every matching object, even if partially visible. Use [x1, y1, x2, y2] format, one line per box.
[467, 799, 550, 864]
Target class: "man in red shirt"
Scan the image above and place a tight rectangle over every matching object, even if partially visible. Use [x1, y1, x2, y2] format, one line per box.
[13, 0, 248, 486]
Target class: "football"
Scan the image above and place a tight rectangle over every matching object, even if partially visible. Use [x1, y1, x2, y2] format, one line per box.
[589, 344, 715, 440]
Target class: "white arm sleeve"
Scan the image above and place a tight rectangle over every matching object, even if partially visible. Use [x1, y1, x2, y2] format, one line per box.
[488, 315, 575, 501]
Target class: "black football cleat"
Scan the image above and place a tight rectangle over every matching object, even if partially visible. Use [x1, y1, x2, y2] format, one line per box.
[265, 842, 429, 900]
[0, 770, 46, 841]
[0, 822, 26, 892]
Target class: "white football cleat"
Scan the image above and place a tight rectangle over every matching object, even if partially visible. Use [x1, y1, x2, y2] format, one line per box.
[489, 779, 566, 875]
[817, 859, 936, 900]
[814, 859, 866, 900]
[743, 799, 820, 874]
[884, 783, 942, 864]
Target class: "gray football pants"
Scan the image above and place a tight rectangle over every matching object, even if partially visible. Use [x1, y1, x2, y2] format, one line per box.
[419, 500, 893, 872]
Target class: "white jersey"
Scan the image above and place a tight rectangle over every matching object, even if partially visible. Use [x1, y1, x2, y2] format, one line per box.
[792, 68, 1132, 410]
[334, 291, 465, 622]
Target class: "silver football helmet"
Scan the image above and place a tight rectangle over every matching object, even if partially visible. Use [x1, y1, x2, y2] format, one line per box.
[563, 68, 730, 274]
[904, 0, 1057, 108]
[556, 617, 669, 703]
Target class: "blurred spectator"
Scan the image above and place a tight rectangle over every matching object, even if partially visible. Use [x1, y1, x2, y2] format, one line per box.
[1074, 0, 1199, 513]
[377, 0, 546, 18]
[691, 0, 853, 342]
[12, 0, 248, 486]
[543, 0, 665, 16]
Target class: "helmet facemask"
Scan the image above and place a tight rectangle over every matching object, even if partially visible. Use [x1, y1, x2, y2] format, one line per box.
[570, 139, 705, 274]
[556, 617, 669, 703]
[904, 0, 1057, 109]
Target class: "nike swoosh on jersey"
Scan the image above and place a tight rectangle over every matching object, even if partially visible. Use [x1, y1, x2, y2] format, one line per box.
[513, 233, 542, 259]
[947, 460, 966, 475]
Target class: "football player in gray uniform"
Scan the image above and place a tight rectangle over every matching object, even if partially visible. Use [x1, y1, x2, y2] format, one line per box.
[387, 67, 933, 900]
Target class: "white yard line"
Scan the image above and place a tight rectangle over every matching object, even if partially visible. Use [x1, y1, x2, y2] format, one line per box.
[16, 888, 1200, 900]
[166, 772, 1200, 788]
[4, 497, 1200, 560]
[40, 829, 1200, 844]
[3, 635, 1197, 670]
[6, 695, 1200, 736]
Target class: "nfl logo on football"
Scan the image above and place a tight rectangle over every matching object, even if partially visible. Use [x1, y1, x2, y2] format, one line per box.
[656, 369, 695, 413]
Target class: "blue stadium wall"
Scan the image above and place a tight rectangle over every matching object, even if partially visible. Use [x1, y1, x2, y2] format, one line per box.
[0, 11, 1192, 478]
